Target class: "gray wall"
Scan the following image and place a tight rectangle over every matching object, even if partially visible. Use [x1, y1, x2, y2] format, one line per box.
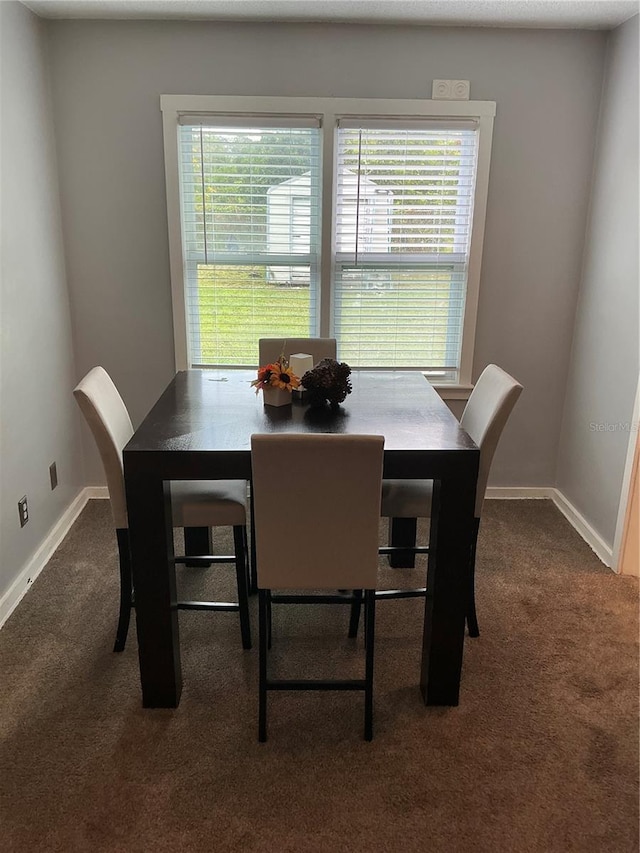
[47, 20, 606, 486]
[557, 16, 639, 548]
[0, 3, 84, 603]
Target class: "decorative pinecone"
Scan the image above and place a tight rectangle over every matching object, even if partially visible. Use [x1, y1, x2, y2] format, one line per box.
[301, 358, 352, 409]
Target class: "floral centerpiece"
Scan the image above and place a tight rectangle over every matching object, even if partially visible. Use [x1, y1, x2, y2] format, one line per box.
[251, 355, 301, 406]
[302, 358, 352, 410]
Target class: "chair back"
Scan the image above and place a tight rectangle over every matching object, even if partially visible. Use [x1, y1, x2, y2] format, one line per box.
[73, 366, 134, 529]
[251, 434, 384, 590]
[461, 364, 523, 518]
[258, 338, 337, 367]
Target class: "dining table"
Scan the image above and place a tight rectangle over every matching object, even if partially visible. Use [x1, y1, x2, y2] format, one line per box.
[123, 369, 479, 709]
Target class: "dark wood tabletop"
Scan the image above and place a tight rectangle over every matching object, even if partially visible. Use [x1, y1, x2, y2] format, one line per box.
[123, 369, 479, 710]
[126, 369, 477, 478]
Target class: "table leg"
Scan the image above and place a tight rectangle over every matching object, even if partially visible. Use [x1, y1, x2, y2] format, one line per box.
[125, 470, 182, 708]
[420, 462, 477, 706]
[388, 517, 417, 568]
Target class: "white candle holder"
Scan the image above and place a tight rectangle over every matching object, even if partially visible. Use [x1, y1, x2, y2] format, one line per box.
[289, 353, 314, 382]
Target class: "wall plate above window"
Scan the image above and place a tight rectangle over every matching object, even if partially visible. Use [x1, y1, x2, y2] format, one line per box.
[432, 80, 470, 100]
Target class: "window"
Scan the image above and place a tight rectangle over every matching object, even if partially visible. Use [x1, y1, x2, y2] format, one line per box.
[162, 96, 495, 384]
[176, 119, 320, 365]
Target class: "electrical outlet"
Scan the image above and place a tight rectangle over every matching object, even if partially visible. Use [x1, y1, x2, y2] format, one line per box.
[49, 461, 58, 490]
[18, 496, 29, 527]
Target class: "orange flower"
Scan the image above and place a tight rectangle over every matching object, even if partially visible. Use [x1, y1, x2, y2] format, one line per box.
[251, 363, 277, 393]
[251, 359, 300, 394]
[269, 365, 301, 391]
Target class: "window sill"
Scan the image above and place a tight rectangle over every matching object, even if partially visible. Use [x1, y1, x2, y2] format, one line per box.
[422, 372, 473, 401]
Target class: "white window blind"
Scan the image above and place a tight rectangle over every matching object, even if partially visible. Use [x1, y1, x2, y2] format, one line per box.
[334, 122, 479, 369]
[178, 121, 321, 366]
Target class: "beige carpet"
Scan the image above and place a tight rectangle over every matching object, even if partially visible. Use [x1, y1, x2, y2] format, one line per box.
[0, 499, 638, 852]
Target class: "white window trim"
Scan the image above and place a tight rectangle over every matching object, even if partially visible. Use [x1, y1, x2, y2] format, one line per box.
[161, 95, 496, 384]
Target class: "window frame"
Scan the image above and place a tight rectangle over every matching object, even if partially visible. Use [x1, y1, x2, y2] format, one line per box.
[161, 95, 496, 386]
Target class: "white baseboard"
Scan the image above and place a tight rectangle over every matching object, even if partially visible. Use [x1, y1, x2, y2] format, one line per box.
[0, 484, 615, 629]
[550, 488, 613, 568]
[85, 486, 109, 499]
[0, 489, 91, 629]
[486, 487, 554, 499]
[486, 485, 612, 568]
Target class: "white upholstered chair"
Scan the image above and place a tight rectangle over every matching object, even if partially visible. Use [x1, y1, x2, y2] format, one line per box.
[354, 364, 523, 638]
[249, 338, 338, 592]
[74, 366, 252, 652]
[258, 337, 337, 367]
[251, 433, 384, 742]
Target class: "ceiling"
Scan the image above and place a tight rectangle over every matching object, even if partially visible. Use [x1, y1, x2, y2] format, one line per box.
[21, 0, 640, 30]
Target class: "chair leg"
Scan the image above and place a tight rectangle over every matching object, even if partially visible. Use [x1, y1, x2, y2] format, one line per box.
[466, 518, 481, 638]
[233, 526, 252, 650]
[249, 484, 258, 595]
[114, 529, 133, 653]
[349, 589, 363, 638]
[267, 590, 273, 651]
[184, 527, 212, 568]
[258, 589, 268, 742]
[388, 517, 418, 568]
[364, 589, 376, 741]
[242, 527, 251, 592]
